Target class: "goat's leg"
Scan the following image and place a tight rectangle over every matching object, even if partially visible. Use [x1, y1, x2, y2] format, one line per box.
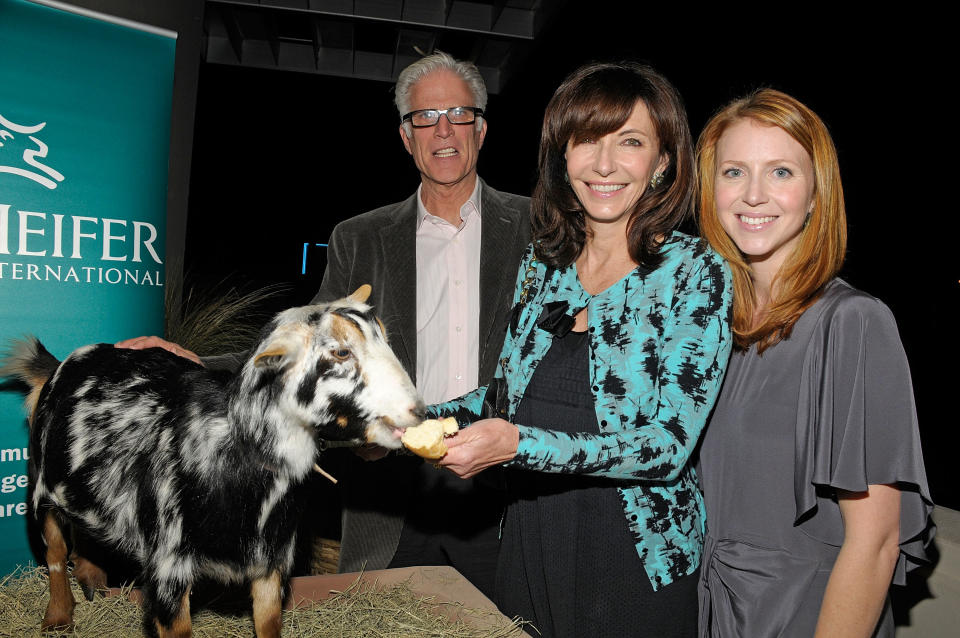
[251, 570, 283, 638]
[70, 552, 107, 600]
[146, 579, 192, 638]
[69, 529, 107, 601]
[71, 553, 107, 601]
[40, 511, 75, 631]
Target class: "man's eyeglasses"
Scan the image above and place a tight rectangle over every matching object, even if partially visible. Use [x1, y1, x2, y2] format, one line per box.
[401, 106, 484, 128]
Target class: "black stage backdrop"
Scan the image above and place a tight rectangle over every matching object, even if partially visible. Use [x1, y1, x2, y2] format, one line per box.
[185, 8, 956, 508]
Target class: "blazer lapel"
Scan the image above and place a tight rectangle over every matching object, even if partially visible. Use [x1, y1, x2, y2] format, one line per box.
[377, 194, 418, 380]
[478, 183, 522, 369]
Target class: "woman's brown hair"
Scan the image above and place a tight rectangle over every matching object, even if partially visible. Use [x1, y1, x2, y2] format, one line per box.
[532, 61, 695, 268]
[697, 89, 847, 352]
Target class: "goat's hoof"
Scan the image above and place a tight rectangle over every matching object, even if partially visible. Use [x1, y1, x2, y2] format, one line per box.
[79, 581, 97, 601]
[42, 601, 75, 632]
[72, 557, 108, 600]
[41, 617, 74, 633]
[75, 568, 106, 602]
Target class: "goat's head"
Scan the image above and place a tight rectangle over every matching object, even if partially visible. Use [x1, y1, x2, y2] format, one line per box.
[243, 285, 423, 449]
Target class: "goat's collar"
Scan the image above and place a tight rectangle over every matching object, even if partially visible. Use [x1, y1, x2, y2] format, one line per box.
[317, 439, 363, 451]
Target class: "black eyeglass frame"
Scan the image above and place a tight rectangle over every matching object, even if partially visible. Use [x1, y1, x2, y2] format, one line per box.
[400, 106, 484, 128]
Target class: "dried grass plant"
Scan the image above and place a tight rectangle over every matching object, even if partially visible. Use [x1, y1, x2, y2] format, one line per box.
[163, 272, 287, 357]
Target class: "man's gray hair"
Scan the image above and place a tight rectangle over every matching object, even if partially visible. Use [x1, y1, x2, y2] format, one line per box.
[395, 51, 487, 132]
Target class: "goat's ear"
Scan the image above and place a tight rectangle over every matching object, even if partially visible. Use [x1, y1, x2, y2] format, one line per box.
[348, 284, 371, 303]
[253, 336, 302, 370]
[253, 347, 287, 369]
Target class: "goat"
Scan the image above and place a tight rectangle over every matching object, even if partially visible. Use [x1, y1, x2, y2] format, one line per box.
[0, 285, 422, 637]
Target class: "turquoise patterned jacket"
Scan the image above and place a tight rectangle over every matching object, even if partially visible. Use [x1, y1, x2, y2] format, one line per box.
[431, 231, 733, 590]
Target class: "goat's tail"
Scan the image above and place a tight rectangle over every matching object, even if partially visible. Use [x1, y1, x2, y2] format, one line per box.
[0, 337, 60, 423]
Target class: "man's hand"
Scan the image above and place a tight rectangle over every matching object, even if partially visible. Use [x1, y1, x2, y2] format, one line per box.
[115, 336, 202, 366]
[438, 418, 519, 479]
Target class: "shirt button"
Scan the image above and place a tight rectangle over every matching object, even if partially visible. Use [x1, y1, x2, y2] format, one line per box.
[455, 374, 463, 380]
[455, 326, 462, 333]
[454, 279, 462, 286]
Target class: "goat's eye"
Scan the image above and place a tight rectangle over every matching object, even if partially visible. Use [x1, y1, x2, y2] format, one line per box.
[331, 348, 351, 360]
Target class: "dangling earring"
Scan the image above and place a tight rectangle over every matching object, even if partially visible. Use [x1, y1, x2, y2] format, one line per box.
[650, 172, 664, 189]
[563, 172, 570, 184]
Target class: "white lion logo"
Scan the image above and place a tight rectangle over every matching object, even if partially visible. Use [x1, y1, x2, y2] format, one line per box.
[0, 113, 65, 189]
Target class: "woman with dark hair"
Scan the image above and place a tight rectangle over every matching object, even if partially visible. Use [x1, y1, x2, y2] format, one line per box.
[428, 61, 732, 637]
[696, 89, 934, 637]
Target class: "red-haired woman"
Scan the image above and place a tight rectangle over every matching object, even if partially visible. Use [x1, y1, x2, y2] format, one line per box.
[695, 89, 934, 637]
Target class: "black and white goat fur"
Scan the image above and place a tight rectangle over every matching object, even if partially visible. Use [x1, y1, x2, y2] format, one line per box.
[1, 286, 422, 638]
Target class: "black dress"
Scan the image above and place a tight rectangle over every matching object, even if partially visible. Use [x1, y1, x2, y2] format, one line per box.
[496, 329, 698, 638]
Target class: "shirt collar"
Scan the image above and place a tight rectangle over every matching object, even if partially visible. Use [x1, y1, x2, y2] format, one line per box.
[415, 178, 482, 230]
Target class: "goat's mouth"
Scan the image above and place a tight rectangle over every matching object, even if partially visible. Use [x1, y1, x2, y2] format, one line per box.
[386, 417, 409, 437]
[374, 415, 402, 435]
[363, 416, 408, 449]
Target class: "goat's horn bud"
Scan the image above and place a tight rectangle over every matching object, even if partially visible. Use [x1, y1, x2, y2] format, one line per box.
[348, 284, 371, 303]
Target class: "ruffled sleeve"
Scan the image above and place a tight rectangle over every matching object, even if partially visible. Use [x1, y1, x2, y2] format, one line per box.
[793, 280, 935, 585]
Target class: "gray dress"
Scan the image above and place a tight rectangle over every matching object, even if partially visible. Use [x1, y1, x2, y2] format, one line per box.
[697, 279, 935, 638]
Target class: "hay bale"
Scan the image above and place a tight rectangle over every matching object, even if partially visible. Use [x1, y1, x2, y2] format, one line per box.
[0, 566, 532, 637]
[309, 537, 340, 575]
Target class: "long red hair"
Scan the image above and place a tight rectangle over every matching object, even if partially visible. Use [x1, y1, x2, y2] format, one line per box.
[697, 89, 847, 352]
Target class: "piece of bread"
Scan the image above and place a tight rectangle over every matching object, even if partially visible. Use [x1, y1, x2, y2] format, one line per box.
[401, 417, 459, 459]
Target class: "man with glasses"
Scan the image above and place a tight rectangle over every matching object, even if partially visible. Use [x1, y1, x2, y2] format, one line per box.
[314, 51, 530, 599]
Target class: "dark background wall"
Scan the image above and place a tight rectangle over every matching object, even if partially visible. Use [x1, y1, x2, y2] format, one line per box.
[182, 7, 956, 507]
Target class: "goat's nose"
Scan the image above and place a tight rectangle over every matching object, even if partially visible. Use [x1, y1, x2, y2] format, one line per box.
[412, 401, 427, 419]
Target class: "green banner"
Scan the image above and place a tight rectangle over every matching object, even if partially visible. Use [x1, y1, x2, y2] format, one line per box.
[0, 0, 176, 575]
